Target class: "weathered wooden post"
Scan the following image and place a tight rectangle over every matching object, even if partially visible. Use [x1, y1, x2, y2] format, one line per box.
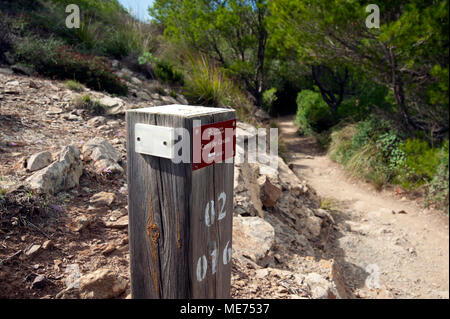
[126, 105, 236, 299]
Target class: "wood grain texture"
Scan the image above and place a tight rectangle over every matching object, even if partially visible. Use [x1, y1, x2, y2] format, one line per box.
[126, 106, 235, 299]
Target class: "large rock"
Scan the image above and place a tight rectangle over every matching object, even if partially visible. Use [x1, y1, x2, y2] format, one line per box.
[26, 146, 83, 194]
[232, 216, 275, 263]
[82, 138, 123, 174]
[79, 269, 127, 299]
[27, 151, 52, 172]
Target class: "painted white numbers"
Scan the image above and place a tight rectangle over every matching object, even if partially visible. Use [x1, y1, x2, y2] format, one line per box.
[210, 241, 218, 275]
[196, 241, 232, 282]
[223, 241, 232, 265]
[205, 192, 227, 227]
[196, 192, 231, 282]
[218, 192, 227, 221]
[196, 255, 208, 282]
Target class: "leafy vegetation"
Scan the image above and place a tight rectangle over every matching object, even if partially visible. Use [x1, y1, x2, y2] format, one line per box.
[329, 117, 449, 209]
[262, 88, 278, 115]
[295, 90, 334, 136]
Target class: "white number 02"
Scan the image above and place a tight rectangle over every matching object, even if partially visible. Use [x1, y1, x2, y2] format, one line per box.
[205, 192, 227, 227]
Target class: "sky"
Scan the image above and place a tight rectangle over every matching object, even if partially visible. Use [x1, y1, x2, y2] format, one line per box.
[117, 0, 154, 22]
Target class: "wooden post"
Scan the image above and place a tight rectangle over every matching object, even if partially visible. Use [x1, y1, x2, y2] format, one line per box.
[126, 105, 235, 299]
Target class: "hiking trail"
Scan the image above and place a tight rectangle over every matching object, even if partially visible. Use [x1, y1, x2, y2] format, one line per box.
[276, 115, 449, 299]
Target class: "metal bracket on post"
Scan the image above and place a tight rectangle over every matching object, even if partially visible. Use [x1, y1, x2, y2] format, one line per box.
[134, 123, 175, 159]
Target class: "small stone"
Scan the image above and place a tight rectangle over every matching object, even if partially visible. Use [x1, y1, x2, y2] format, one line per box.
[105, 215, 128, 229]
[25, 244, 41, 257]
[90, 192, 116, 207]
[102, 243, 116, 255]
[46, 107, 63, 115]
[42, 240, 53, 250]
[26, 151, 52, 172]
[68, 215, 95, 232]
[87, 116, 107, 127]
[260, 177, 282, 208]
[79, 268, 127, 299]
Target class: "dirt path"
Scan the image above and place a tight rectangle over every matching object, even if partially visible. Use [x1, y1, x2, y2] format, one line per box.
[276, 115, 449, 299]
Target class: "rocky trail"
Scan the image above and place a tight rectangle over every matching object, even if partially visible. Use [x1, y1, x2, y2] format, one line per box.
[276, 115, 450, 299]
[0, 66, 448, 299]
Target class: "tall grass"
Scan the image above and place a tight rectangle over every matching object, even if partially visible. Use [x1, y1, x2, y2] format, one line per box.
[183, 54, 253, 121]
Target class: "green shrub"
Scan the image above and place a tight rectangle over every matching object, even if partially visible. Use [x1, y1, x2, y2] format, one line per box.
[53, 46, 128, 95]
[65, 80, 84, 92]
[139, 51, 184, 85]
[395, 139, 441, 189]
[154, 60, 184, 85]
[12, 36, 63, 73]
[0, 19, 12, 63]
[329, 118, 404, 190]
[427, 140, 449, 214]
[262, 88, 278, 115]
[337, 82, 394, 121]
[328, 124, 357, 164]
[295, 90, 334, 135]
[13, 37, 127, 95]
[184, 55, 243, 107]
[73, 94, 105, 114]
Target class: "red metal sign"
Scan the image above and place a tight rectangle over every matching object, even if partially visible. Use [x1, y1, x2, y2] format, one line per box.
[192, 119, 236, 171]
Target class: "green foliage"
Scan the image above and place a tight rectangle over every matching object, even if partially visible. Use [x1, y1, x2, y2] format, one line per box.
[65, 80, 84, 92]
[154, 60, 184, 85]
[337, 81, 395, 122]
[329, 118, 449, 211]
[329, 120, 402, 190]
[150, 0, 269, 103]
[183, 54, 252, 119]
[13, 37, 127, 95]
[39, 0, 155, 58]
[328, 124, 357, 164]
[139, 51, 184, 85]
[0, 19, 12, 63]
[295, 90, 334, 135]
[12, 36, 63, 73]
[262, 88, 277, 115]
[73, 94, 105, 114]
[395, 139, 441, 189]
[269, 0, 449, 140]
[427, 140, 449, 214]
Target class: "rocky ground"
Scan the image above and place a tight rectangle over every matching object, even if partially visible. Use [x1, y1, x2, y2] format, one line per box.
[0, 65, 399, 299]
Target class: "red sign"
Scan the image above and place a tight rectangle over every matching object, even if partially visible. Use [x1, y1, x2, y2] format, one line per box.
[192, 119, 236, 171]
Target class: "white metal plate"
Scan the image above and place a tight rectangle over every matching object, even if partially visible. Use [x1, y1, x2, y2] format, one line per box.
[135, 123, 175, 159]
